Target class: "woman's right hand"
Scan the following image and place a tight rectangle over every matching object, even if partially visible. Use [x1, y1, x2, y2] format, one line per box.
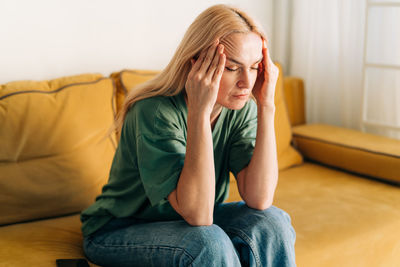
[185, 40, 226, 115]
[171, 41, 225, 226]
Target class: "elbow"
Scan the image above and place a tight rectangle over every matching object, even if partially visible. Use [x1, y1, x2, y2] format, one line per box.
[246, 198, 273, 211]
[184, 213, 213, 227]
[187, 219, 213, 227]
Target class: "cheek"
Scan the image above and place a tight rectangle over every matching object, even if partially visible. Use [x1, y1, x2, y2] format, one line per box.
[219, 73, 236, 91]
[217, 76, 233, 98]
[250, 72, 259, 85]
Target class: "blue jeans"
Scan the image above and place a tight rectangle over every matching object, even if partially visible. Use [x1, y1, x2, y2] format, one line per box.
[83, 202, 296, 267]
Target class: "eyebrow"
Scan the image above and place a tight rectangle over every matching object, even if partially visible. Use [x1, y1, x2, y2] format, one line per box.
[226, 57, 263, 66]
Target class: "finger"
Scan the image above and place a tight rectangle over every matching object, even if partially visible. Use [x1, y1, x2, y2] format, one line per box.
[263, 38, 268, 47]
[266, 49, 273, 65]
[191, 49, 207, 72]
[212, 52, 226, 85]
[262, 43, 273, 78]
[256, 43, 267, 76]
[199, 39, 219, 74]
[258, 61, 263, 75]
[262, 41, 268, 63]
[189, 59, 197, 75]
[263, 41, 274, 66]
[206, 44, 224, 79]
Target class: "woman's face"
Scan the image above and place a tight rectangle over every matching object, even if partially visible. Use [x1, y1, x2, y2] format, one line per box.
[217, 32, 263, 110]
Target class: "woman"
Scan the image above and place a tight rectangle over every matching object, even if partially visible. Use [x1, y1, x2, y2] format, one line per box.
[81, 4, 296, 267]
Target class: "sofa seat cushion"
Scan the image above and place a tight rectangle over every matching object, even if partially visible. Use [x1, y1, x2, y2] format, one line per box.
[274, 162, 400, 267]
[293, 124, 400, 183]
[0, 214, 98, 267]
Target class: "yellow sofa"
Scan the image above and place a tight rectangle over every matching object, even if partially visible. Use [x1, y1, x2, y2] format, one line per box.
[1, 66, 399, 267]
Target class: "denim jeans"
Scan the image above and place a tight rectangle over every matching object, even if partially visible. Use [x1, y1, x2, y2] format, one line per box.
[83, 201, 296, 267]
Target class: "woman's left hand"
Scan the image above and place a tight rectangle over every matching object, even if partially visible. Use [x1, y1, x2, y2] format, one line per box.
[252, 39, 279, 109]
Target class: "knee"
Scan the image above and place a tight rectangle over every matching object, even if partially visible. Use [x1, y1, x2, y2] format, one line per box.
[234, 206, 296, 267]
[182, 225, 240, 266]
[263, 206, 296, 244]
[242, 205, 296, 244]
[265, 206, 296, 240]
[185, 225, 234, 254]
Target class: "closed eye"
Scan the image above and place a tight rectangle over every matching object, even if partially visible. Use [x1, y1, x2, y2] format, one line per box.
[226, 66, 258, 72]
[225, 67, 239, 72]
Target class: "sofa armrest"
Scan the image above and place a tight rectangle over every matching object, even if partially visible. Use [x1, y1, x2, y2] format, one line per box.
[283, 77, 305, 126]
[292, 124, 400, 184]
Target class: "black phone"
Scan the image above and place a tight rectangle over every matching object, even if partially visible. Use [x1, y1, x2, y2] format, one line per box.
[56, 259, 90, 267]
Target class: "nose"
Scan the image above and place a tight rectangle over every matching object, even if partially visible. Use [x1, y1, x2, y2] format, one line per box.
[237, 70, 251, 89]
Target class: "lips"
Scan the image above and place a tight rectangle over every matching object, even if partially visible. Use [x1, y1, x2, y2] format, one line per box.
[232, 94, 249, 98]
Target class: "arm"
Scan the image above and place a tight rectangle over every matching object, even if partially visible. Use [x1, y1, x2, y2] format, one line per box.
[237, 40, 280, 210]
[237, 105, 278, 210]
[168, 113, 215, 226]
[168, 40, 226, 226]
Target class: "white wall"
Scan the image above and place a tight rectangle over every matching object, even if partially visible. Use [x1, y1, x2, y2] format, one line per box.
[0, 0, 273, 84]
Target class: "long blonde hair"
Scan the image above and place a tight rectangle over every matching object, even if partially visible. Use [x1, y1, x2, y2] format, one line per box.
[114, 4, 266, 132]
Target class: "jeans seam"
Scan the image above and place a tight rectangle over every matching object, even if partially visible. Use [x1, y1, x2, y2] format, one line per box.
[87, 238, 195, 263]
[226, 228, 261, 267]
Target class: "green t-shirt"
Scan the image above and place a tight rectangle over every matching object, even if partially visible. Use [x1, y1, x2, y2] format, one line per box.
[81, 92, 257, 237]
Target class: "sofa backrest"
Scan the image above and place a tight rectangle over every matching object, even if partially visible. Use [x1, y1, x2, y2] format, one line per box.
[0, 66, 304, 225]
[283, 77, 306, 127]
[0, 74, 116, 225]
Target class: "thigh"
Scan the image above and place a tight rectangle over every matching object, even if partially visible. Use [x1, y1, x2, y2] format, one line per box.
[84, 217, 240, 267]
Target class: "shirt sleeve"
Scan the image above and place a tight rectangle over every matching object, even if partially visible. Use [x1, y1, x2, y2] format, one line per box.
[228, 100, 258, 178]
[136, 133, 186, 207]
[130, 97, 187, 207]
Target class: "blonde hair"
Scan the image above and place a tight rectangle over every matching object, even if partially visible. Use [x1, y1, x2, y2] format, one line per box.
[114, 4, 266, 132]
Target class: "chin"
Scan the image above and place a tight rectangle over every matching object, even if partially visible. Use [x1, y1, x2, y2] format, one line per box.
[223, 99, 248, 110]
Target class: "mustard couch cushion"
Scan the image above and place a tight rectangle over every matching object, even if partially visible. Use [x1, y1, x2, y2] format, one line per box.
[0, 215, 84, 266]
[283, 77, 305, 126]
[274, 64, 303, 170]
[0, 74, 117, 225]
[110, 69, 159, 117]
[274, 163, 400, 267]
[0, 214, 99, 267]
[292, 124, 400, 183]
[111, 65, 303, 171]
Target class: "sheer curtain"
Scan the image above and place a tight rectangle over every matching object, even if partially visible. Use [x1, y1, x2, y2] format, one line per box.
[363, 1, 400, 139]
[272, 0, 400, 139]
